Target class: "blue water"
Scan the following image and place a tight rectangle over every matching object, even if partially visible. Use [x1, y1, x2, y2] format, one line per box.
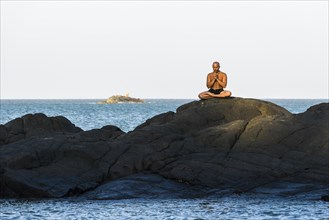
[0, 99, 194, 132]
[0, 99, 327, 132]
[0, 195, 328, 220]
[0, 98, 328, 219]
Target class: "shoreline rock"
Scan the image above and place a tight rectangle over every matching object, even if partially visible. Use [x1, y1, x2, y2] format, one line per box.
[0, 98, 328, 200]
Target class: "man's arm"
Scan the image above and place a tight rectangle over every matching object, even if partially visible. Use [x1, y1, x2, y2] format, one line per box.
[216, 73, 227, 88]
[206, 74, 217, 88]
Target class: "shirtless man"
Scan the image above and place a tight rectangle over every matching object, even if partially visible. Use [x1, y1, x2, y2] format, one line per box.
[198, 61, 232, 99]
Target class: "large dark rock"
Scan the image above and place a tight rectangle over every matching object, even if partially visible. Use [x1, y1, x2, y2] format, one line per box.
[0, 114, 124, 198]
[0, 113, 82, 145]
[0, 98, 328, 199]
[82, 172, 222, 200]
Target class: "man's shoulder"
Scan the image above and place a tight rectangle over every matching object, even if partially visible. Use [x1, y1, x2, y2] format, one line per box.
[220, 71, 227, 76]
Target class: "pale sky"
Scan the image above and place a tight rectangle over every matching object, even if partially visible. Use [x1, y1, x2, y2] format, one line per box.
[1, 1, 328, 99]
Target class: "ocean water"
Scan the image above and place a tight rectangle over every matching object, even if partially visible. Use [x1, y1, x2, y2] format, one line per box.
[1, 195, 328, 220]
[0, 98, 327, 132]
[0, 98, 328, 219]
[0, 99, 193, 132]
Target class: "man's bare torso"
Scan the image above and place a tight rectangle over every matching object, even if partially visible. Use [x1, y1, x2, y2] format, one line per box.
[207, 71, 227, 90]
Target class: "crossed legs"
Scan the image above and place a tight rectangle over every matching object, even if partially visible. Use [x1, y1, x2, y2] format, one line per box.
[198, 90, 232, 100]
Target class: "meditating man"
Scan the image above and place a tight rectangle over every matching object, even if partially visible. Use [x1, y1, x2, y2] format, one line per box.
[198, 61, 232, 99]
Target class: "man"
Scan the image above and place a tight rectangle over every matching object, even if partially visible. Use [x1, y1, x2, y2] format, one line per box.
[198, 61, 232, 99]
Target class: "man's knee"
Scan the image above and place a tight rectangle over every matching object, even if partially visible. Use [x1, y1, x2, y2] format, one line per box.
[199, 92, 209, 100]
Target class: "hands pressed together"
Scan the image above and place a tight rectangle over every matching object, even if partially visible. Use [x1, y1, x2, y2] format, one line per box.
[214, 74, 221, 82]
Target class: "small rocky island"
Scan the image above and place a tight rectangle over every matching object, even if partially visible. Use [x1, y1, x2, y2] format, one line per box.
[0, 98, 328, 200]
[97, 94, 143, 104]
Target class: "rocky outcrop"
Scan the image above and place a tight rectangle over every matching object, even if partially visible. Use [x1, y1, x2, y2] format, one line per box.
[0, 113, 82, 145]
[96, 95, 143, 104]
[0, 98, 328, 199]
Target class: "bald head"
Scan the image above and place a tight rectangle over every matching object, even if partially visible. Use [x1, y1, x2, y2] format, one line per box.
[213, 61, 220, 66]
[212, 61, 220, 72]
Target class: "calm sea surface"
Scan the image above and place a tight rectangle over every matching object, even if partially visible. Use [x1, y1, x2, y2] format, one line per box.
[0, 99, 327, 132]
[0, 98, 328, 219]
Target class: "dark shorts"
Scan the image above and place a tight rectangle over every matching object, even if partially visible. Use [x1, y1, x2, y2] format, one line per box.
[208, 88, 224, 95]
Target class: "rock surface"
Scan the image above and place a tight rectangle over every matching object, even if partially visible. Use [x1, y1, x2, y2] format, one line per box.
[0, 98, 328, 199]
[82, 172, 222, 200]
[0, 113, 82, 145]
[96, 95, 143, 104]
